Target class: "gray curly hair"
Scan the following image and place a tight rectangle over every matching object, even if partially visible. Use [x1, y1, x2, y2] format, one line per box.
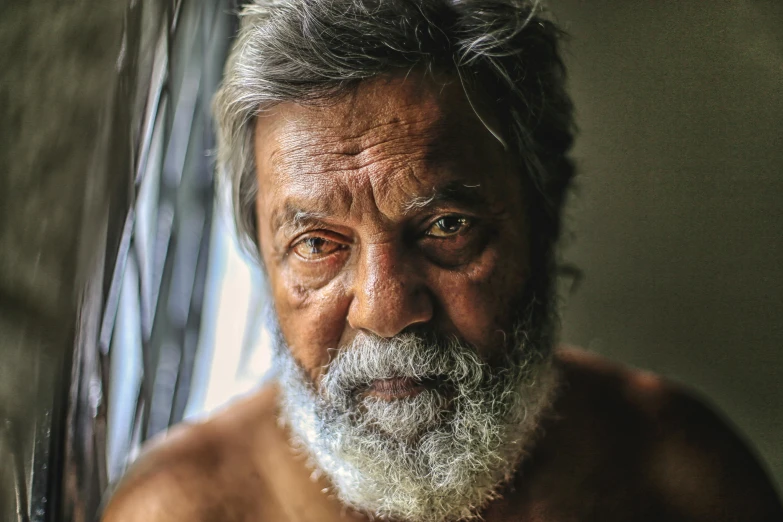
[213, 0, 575, 272]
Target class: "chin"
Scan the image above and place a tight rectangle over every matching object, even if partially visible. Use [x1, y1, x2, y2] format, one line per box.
[275, 323, 559, 522]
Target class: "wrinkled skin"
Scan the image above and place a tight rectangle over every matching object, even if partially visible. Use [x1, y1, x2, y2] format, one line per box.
[254, 73, 532, 389]
[101, 74, 783, 522]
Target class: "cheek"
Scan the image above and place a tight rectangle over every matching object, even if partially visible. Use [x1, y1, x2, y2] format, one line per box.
[271, 272, 351, 382]
[258, 219, 345, 381]
[429, 238, 530, 355]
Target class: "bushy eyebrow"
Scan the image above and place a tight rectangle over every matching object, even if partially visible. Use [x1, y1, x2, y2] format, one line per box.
[403, 180, 490, 214]
[271, 202, 331, 237]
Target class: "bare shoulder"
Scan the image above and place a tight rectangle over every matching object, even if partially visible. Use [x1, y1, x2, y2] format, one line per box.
[551, 347, 783, 521]
[101, 386, 280, 522]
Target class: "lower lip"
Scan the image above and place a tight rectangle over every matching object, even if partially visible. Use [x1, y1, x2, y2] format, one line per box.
[366, 377, 426, 400]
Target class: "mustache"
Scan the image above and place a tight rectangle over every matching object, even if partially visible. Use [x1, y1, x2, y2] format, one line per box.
[319, 329, 488, 405]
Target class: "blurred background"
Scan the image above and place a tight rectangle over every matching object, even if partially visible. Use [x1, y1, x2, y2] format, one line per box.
[0, 1, 780, 520]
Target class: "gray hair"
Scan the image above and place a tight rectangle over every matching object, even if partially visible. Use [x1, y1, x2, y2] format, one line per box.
[276, 314, 558, 521]
[213, 0, 575, 268]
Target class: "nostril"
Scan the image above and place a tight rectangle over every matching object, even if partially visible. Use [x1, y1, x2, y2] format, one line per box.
[347, 294, 433, 339]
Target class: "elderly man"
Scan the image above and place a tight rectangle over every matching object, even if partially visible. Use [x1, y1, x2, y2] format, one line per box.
[103, 0, 782, 520]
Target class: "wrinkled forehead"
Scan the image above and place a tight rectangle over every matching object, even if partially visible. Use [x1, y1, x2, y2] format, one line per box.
[252, 72, 508, 180]
[263, 73, 453, 139]
[249, 75, 520, 233]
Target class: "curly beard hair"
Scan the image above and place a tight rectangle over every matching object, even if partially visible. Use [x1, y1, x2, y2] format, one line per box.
[270, 287, 559, 522]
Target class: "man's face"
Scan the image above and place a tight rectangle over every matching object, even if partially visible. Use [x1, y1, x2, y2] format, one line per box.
[252, 73, 557, 521]
[253, 73, 532, 386]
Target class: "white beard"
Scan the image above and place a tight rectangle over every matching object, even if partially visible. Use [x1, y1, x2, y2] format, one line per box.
[273, 314, 559, 522]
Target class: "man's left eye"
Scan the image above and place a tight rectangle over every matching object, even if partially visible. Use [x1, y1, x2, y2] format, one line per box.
[426, 216, 472, 238]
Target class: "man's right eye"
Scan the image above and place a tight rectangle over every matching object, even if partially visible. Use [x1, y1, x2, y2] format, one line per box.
[291, 236, 343, 260]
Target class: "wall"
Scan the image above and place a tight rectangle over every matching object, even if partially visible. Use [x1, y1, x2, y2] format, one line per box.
[0, 2, 125, 520]
[555, 0, 783, 492]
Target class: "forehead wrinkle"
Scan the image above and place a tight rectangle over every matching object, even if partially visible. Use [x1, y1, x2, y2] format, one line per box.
[268, 116, 448, 178]
[291, 115, 447, 146]
[262, 81, 454, 177]
[255, 72, 515, 234]
[266, 130, 448, 226]
[269, 173, 355, 226]
[267, 154, 435, 234]
[356, 164, 429, 226]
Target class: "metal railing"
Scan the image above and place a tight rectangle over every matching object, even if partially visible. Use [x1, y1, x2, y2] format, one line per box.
[8, 2, 237, 521]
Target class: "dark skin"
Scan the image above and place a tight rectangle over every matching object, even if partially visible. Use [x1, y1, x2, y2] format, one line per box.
[255, 73, 531, 388]
[102, 73, 783, 521]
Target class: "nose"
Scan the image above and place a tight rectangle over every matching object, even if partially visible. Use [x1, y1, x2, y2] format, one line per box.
[347, 243, 433, 338]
